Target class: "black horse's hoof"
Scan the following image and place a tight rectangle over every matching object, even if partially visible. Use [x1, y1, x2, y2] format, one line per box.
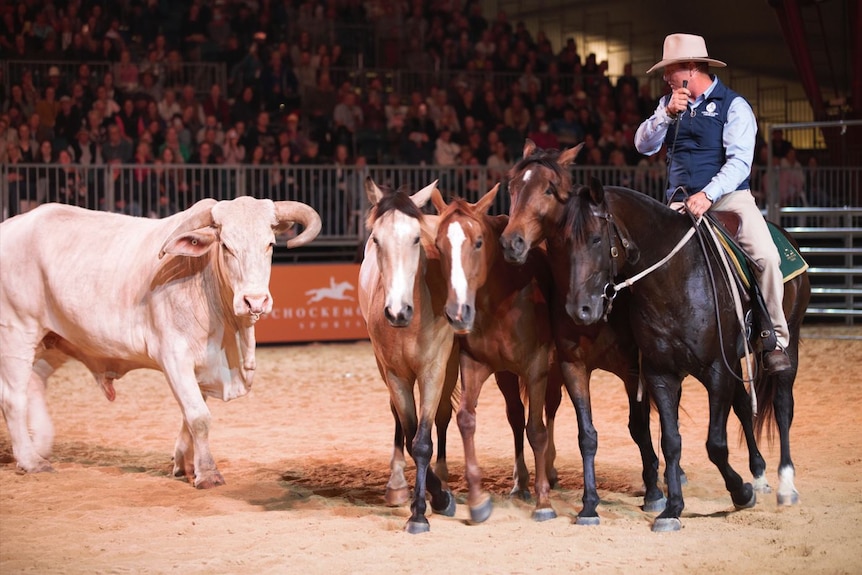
[642, 496, 667, 513]
[431, 490, 456, 517]
[652, 517, 682, 532]
[404, 519, 430, 534]
[777, 490, 799, 506]
[575, 514, 600, 526]
[531, 507, 557, 522]
[469, 497, 493, 524]
[733, 483, 756, 510]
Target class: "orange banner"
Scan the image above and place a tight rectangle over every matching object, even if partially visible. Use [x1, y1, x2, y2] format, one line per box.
[255, 263, 369, 343]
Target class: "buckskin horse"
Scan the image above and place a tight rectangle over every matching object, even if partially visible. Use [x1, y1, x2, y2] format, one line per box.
[558, 177, 810, 531]
[431, 185, 563, 523]
[358, 177, 458, 533]
[500, 141, 668, 525]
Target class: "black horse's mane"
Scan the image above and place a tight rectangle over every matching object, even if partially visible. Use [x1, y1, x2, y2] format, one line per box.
[371, 184, 425, 222]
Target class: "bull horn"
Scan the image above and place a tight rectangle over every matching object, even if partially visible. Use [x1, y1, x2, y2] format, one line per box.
[274, 201, 322, 249]
[158, 198, 218, 259]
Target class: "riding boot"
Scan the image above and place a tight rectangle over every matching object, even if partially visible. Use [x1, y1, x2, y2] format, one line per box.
[752, 282, 791, 374]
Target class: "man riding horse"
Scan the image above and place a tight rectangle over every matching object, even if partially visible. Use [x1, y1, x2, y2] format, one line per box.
[634, 33, 791, 373]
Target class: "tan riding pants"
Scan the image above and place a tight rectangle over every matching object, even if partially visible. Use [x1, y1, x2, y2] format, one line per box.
[672, 190, 790, 348]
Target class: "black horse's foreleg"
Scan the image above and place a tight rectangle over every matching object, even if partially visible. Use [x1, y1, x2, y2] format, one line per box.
[560, 359, 600, 525]
[649, 372, 685, 532]
[625, 380, 664, 512]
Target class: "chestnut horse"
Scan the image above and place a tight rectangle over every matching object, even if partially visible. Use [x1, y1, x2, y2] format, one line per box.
[431, 185, 563, 523]
[358, 177, 458, 533]
[559, 179, 810, 531]
[499, 141, 666, 525]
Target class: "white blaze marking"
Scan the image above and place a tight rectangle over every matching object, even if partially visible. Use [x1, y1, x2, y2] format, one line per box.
[387, 213, 419, 310]
[447, 222, 468, 305]
[522, 168, 533, 184]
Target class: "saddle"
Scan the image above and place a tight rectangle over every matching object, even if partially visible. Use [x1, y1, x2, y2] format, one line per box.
[706, 213, 808, 355]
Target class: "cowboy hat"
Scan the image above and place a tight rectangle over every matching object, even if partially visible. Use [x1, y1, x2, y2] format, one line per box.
[646, 33, 726, 74]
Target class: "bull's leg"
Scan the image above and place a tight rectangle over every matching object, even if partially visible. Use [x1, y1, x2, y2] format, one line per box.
[457, 355, 494, 524]
[162, 363, 223, 489]
[494, 370, 530, 500]
[172, 420, 195, 480]
[27, 361, 57, 459]
[560, 358, 600, 525]
[0, 337, 53, 473]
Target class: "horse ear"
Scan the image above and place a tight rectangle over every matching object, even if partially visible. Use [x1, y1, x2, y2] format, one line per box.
[430, 187, 447, 213]
[411, 179, 438, 208]
[559, 143, 584, 167]
[588, 177, 605, 204]
[364, 176, 383, 206]
[474, 183, 499, 215]
[522, 139, 536, 158]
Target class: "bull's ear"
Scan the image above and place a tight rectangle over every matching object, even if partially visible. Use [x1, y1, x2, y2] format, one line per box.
[159, 228, 218, 258]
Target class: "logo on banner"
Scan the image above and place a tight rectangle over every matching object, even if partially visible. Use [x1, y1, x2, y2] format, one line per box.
[305, 277, 355, 304]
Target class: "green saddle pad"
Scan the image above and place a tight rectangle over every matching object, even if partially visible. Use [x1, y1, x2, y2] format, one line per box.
[713, 221, 809, 289]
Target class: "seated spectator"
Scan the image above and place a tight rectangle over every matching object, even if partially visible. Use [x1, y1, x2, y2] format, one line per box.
[158, 88, 182, 124]
[332, 90, 364, 149]
[159, 125, 190, 163]
[486, 138, 511, 183]
[102, 123, 133, 164]
[222, 128, 246, 165]
[230, 86, 260, 126]
[202, 84, 231, 128]
[34, 86, 60, 135]
[53, 95, 82, 150]
[550, 105, 584, 146]
[114, 48, 140, 94]
[527, 118, 559, 151]
[503, 94, 531, 135]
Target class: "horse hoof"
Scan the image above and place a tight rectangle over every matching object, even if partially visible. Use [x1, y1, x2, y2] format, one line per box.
[777, 491, 799, 506]
[469, 497, 493, 524]
[733, 486, 756, 510]
[652, 518, 682, 532]
[575, 514, 600, 526]
[509, 487, 532, 502]
[642, 496, 667, 513]
[432, 490, 456, 517]
[752, 475, 772, 494]
[404, 519, 430, 534]
[384, 486, 410, 507]
[532, 507, 557, 522]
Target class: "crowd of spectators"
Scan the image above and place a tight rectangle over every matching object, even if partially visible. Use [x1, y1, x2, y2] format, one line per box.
[1, 0, 677, 215]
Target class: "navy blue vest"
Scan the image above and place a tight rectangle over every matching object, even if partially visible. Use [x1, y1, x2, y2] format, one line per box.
[663, 77, 751, 201]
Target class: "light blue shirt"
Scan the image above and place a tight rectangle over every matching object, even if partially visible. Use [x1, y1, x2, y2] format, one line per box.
[634, 76, 756, 202]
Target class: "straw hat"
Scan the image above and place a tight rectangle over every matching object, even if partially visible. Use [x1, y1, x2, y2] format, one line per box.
[646, 33, 727, 74]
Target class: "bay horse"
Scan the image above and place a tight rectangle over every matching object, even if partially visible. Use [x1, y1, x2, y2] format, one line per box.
[431, 185, 563, 523]
[560, 178, 810, 531]
[499, 141, 667, 525]
[358, 177, 458, 533]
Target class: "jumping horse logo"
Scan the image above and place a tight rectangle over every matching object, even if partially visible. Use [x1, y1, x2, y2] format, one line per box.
[305, 276, 356, 304]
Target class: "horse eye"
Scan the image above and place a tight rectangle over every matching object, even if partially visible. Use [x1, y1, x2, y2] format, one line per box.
[371, 236, 379, 245]
[413, 236, 420, 245]
[591, 235, 603, 246]
[475, 239, 483, 249]
[544, 186, 554, 196]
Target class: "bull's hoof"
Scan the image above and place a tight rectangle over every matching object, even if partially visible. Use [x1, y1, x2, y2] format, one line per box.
[575, 514, 600, 526]
[652, 517, 682, 532]
[468, 495, 493, 524]
[509, 486, 532, 502]
[21, 459, 55, 474]
[194, 472, 226, 489]
[777, 491, 799, 506]
[431, 490, 456, 517]
[531, 507, 557, 522]
[404, 518, 430, 534]
[732, 483, 756, 510]
[643, 496, 667, 513]
[384, 486, 410, 507]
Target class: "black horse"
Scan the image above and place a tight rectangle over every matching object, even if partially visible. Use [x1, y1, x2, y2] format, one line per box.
[560, 178, 810, 531]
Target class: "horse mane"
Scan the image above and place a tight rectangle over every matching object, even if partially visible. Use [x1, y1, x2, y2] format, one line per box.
[560, 184, 595, 244]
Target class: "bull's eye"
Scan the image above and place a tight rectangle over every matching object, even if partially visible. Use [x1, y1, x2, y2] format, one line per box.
[191, 239, 198, 245]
